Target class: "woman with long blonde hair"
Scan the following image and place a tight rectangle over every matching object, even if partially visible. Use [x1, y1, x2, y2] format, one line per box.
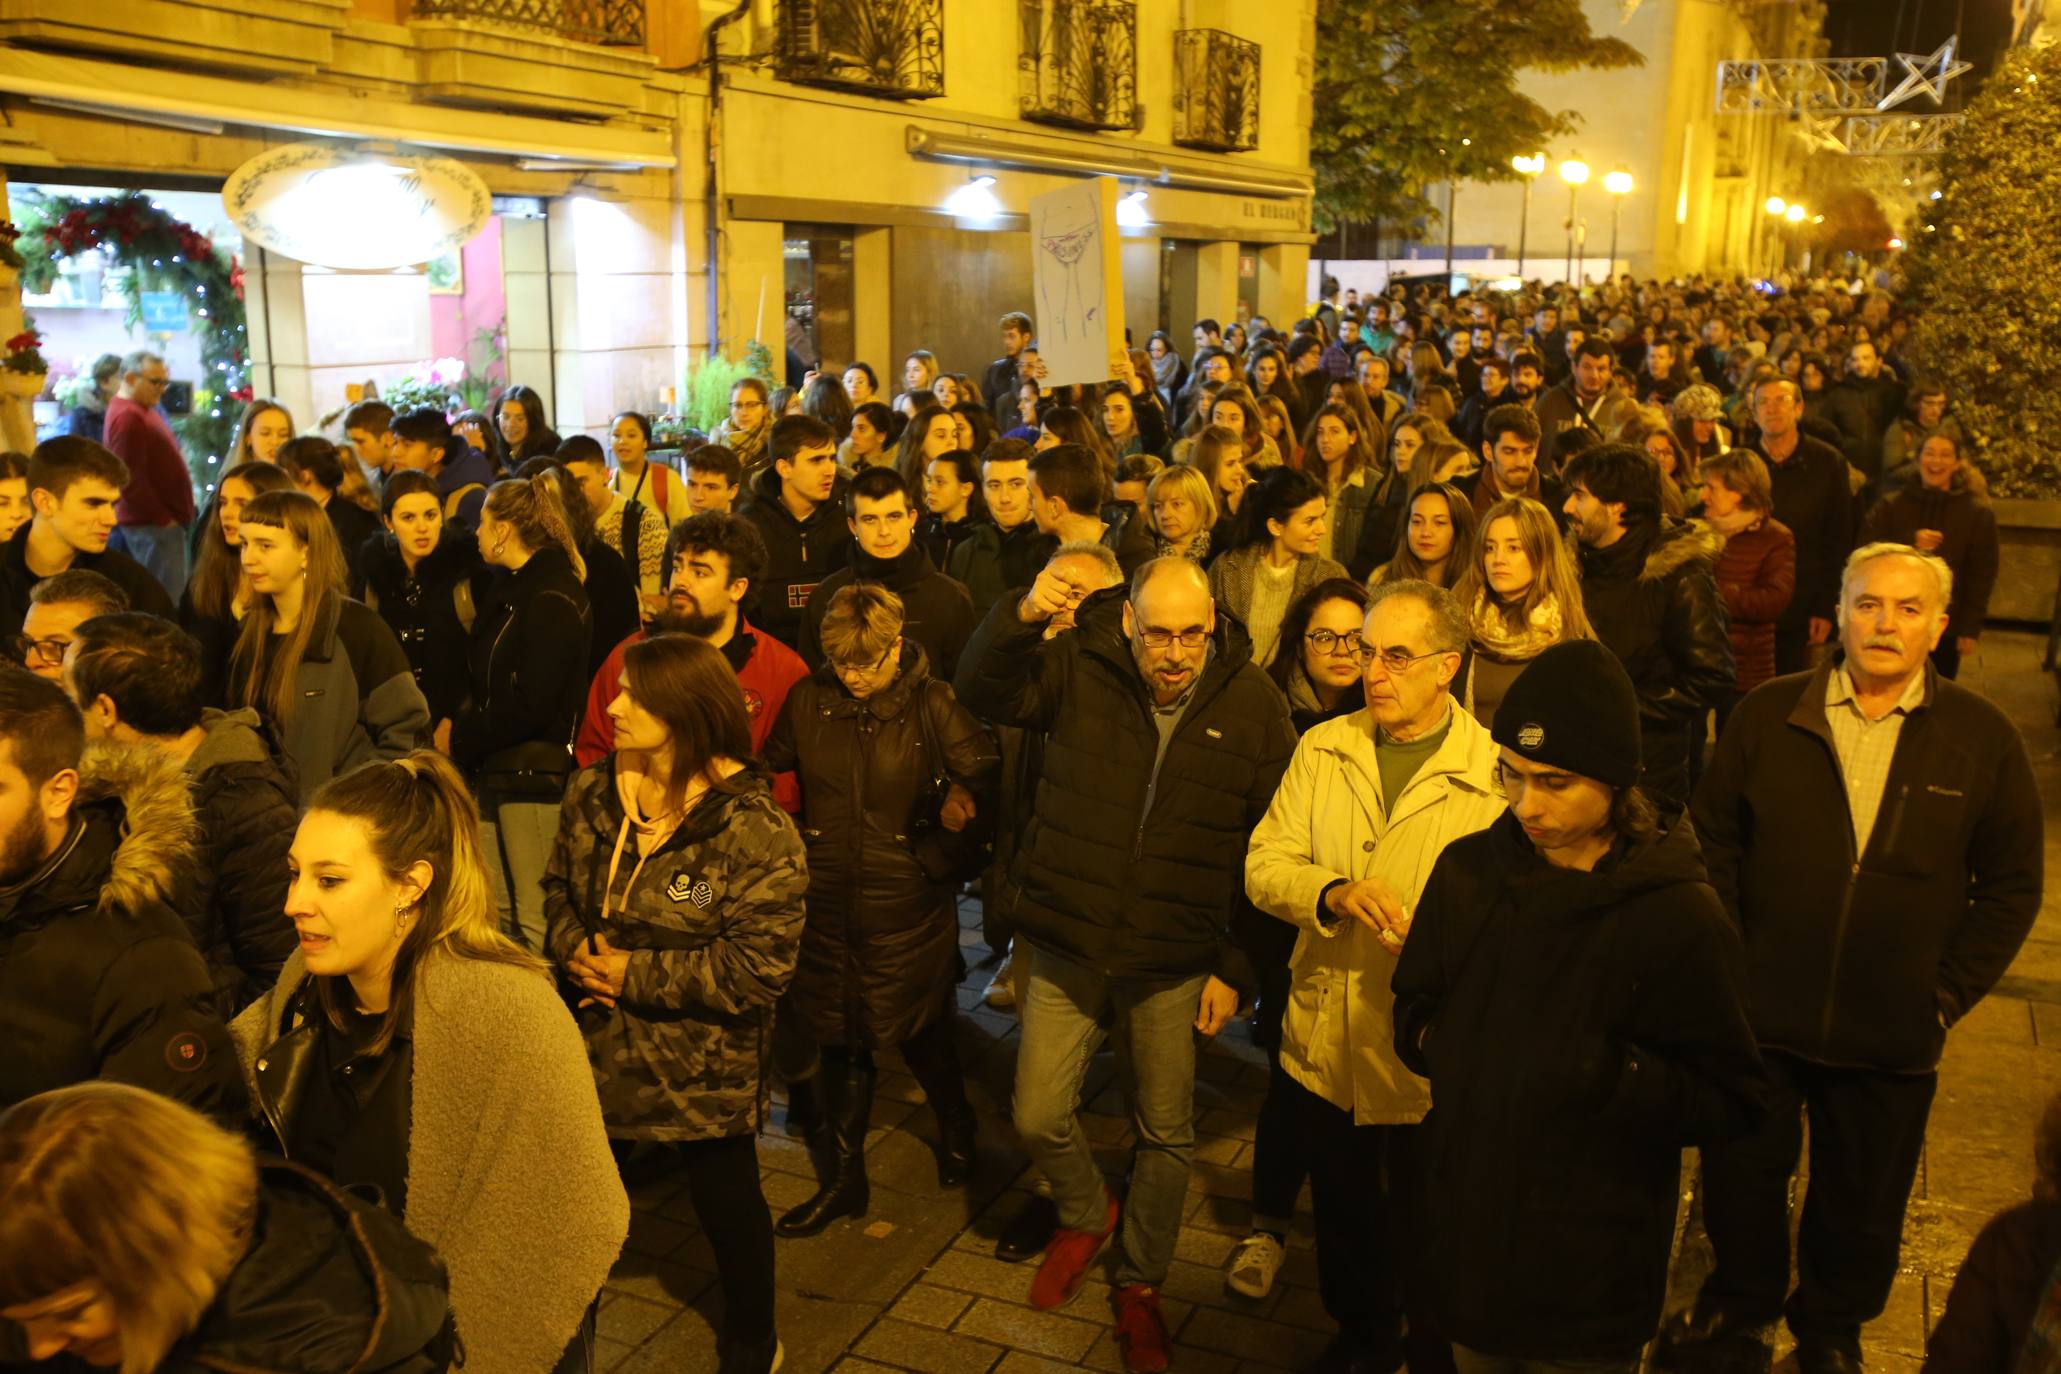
[1451, 495, 1594, 724]
[231, 397, 295, 467]
[228, 490, 429, 797]
[0, 1081, 456, 1374]
[232, 752, 627, 1374]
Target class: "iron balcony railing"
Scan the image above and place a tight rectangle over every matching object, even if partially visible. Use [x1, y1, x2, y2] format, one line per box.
[1018, 0, 1139, 132]
[410, 0, 646, 47]
[1171, 28, 1260, 152]
[777, 0, 946, 101]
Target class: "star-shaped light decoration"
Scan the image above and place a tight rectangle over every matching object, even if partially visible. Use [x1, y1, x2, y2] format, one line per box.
[1795, 112, 1849, 153]
[1878, 37, 1973, 111]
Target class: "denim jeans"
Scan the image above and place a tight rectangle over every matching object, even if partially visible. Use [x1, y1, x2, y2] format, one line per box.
[1012, 941, 1206, 1288]
[481, 800, 560, 949]
[109, 522, 188, 602]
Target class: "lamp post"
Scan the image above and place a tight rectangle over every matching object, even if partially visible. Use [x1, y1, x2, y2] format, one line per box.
[1763, 196, 1786, 276]
[1559, 158, 1589, 284]
[1511, 153, 1545, 280]
[1603, 168, 1632, 279]
[1783, 201, 1807, 275]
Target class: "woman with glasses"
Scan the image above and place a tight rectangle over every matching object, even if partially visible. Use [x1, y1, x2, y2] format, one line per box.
[358, 470, 488, 744]
[760, 585, 999, 1236]
[1207, 467, 1348, 670]
[713, 378, 772, 476]
[1451, 495, 1594, 726]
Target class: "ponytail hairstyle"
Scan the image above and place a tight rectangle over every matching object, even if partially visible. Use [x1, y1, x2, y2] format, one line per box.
[1229, 465, 1326, 554]
[228, 490, 348, 727]
[483, 472, 587, 581]
[307, 751, 547, 1054]
[188, 460, 294, 621]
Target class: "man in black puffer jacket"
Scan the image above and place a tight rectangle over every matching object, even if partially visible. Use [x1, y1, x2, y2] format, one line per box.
[0, 668, 246, 1121]
[737, 415, 851, 652]
[1563, 444, 1734, 808]
[1393, 639, 1764, 1370]
[797, 466, 976, 678]
[65, 613, 299, 1018]
[955, 557, 1295, 1365]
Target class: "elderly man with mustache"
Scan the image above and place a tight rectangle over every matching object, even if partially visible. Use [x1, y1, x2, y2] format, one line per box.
[1662, 542, 2044, 1374]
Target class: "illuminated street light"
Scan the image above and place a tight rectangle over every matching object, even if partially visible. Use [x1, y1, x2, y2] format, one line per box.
[1559, 160, 1589, 282]
[1511, 153, 1546, 278]
[1603, 169, 1632, 273]
[1784, 203, 1807, 224]
[1765, 196, 1787, 216]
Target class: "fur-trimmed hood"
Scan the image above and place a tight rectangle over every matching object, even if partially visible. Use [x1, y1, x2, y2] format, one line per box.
[1570, 516, 1723, 585]
[73, 741, 201, 919]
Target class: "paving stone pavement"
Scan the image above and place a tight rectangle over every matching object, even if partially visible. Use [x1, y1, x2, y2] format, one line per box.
[594, 630, 2061, 1374]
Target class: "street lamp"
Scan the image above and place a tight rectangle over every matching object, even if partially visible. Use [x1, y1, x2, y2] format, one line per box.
[1511, 152, 1546, 280]
[1762, 196, 1789, 275]
[1603, 168, 1632, 277]
[1764, 196, 1786, 216]
[1559, 159, 1589, 284]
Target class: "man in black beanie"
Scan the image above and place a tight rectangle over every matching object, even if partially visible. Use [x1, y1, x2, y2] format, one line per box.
[1392, 639, 1765, 1373]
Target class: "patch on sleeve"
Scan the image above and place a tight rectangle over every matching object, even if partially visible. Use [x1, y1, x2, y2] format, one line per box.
[665, 872, 715, 909]
[165, 1031, 209, 1074]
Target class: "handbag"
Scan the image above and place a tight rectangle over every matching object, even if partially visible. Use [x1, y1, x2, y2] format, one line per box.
[908, 683, 992, 886]
[479, 738, 575, 800]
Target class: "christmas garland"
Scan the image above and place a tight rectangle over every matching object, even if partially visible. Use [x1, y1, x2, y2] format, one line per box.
[18, 193, 249, 494]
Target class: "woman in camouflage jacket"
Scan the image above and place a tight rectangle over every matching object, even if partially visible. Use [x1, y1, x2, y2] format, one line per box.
[542, 635, 807, 1374]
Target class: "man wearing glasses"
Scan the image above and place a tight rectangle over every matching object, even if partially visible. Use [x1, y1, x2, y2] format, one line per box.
[1245, 579, 1505, 1374]
[15, 570, 128, 684]
[101, 350, 195, 601]
[956, 556, 1295, 1373]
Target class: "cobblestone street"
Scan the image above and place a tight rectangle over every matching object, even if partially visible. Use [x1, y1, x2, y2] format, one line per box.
[592, 631, 2061, 1374]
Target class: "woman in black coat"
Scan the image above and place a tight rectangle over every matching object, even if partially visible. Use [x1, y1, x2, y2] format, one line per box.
[515, 457, 640, 675]
[761, 583, 998, 1237]
[358, 470, 488, 734]
[0, 1082, 452, 1374]
[451, 475, 593, 952]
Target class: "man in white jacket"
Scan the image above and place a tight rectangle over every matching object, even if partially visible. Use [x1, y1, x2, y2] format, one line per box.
[1245, 579, 1506, 1374]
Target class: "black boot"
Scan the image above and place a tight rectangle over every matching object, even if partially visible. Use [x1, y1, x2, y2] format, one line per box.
[782, 1077, 821, 1143]
[936, 1105, 977, 1187]
[775, 1062, 872, 1237]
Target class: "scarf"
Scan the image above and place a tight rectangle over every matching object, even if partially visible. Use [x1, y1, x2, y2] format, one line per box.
[1151, 349, 1182, 394]
[1470, 588, 1566, 661]
[1705, 506, 1763, 539]
[1156, 527, 1211, 564]
[1285, 658, 1329, 718]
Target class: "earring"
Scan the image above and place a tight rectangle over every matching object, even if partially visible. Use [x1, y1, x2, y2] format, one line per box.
[490, 538, 508, 559]
[394, 901, 412, 937]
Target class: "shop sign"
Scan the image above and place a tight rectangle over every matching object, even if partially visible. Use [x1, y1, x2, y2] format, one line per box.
[139, 291, 190, 333]
[222, 143, 492, 271]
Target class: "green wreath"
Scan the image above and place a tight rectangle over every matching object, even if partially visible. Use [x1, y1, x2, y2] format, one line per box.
[17, 193, 249, 496]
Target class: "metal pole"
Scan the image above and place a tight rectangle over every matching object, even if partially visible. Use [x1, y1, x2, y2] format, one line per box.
[1445, 178, 1456, 279]
[1565, 186, 1578, 284]
[1517, 178, 1531, 279]
[1608, 201, 1621, 279]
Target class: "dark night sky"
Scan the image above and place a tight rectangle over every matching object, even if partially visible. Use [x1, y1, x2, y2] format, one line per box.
[1821, 0, 2018, 104]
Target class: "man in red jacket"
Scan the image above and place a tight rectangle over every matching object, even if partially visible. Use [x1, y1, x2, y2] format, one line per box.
[100, 351, 195, 601]
[575, 512, 804, 811]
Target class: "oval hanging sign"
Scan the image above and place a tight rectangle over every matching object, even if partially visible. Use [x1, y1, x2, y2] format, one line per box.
[222, 143, 491, 271]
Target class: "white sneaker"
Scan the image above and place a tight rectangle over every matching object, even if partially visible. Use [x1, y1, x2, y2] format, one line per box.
[1225, 1230, 1286, 1298]
[983, 949, 1017, 1008]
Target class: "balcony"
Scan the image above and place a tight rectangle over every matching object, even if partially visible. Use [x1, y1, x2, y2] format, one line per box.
[776, 0, 945, 102]
[0, 0, 352, 76]
[1018, 0, 1138, 132]
[410, 0, 645, 46]
[1171, 28, 1259, 153]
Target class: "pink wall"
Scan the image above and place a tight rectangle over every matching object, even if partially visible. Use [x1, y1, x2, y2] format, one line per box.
[429, 217, 507, 394]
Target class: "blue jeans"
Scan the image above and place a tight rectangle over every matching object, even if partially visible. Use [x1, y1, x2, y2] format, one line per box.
[481, 800, 559, 949]
[1012, 941, 1206, 1288]
[109, 522, 188, 602]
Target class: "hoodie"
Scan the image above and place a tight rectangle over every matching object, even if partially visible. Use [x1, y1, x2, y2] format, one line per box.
[1392, 810, 1765, 1360]
[0, 744, 247, 1120]
[736, 465, 852, 651]
[797, 540, 977, 679]
[182, 713, 301, 1017]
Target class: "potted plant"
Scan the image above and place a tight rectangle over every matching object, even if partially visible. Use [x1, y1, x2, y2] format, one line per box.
[0, 220, 23, 285]
[1, 327, 49, 399]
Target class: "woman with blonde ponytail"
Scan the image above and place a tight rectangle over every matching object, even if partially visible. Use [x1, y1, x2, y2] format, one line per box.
[232, 751, 628, 1374]
[452, 474, 594, 950]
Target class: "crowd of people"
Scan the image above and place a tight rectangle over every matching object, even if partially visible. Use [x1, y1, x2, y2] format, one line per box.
[0, 268, 2045, 1374]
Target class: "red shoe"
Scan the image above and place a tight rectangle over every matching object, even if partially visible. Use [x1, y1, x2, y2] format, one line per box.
[1028, 1191, 1119, 1310]
[1114, 1284, 1171, 1373]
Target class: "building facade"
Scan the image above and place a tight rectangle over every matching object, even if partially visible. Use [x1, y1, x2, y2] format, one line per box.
[0, 0, 1317, 462]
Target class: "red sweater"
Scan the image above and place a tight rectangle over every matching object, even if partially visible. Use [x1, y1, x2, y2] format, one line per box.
[574, 621, 806, 812]
[1713, 516, 1796, 695]
[104, 396, 197, 526]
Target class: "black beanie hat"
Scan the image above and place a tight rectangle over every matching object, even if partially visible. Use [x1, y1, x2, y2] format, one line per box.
[1492, 639, 1642, 788]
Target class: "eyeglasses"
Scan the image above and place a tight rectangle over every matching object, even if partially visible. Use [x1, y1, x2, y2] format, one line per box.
[8, 634, 69, 667]
[1303, 629, 1365, 658]
[1343, 639, 1453, 675]
[1137, 628, 1209, 650]
[831, 644, 896, 677]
